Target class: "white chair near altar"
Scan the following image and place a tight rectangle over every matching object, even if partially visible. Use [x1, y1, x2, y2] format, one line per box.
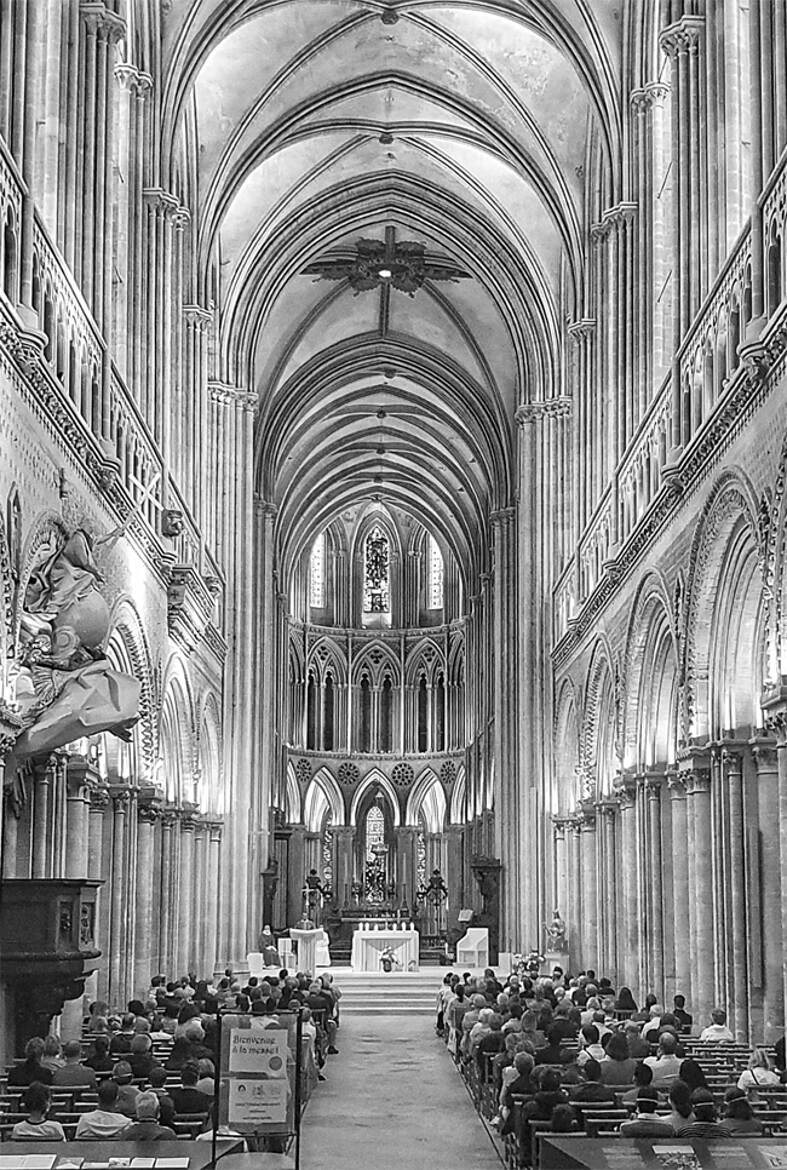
[456, 926, 489, 969]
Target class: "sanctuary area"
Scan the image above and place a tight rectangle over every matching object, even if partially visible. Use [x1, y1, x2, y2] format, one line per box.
[1, 1, 787, 1165]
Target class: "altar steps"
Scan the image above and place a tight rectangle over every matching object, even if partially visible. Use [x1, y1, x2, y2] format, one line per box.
[333, 971, 439, 1016]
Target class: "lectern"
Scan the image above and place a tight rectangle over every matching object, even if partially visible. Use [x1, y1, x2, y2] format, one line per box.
[290, 927, 323, 977]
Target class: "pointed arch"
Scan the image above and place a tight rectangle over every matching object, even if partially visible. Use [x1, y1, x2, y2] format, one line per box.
[349, 767, 402, 828]
[405, 637, 446, 686]
[350, 639, 401, 687]
[198, 692, 223, 814]
[305, 766, 344, 829]
[622, 573, 678, 770]
[553, 676, 580, 815]
[684, 471, 764, 741]
[450, 764, 467, 825]
[406, 766, 447, 832]
[582, 637, 618, 799]
[306, 635, 347, 685]
[286, 759, 302, 823]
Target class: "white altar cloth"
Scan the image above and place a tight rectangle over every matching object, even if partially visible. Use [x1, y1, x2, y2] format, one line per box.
[351, 927, 419, 972]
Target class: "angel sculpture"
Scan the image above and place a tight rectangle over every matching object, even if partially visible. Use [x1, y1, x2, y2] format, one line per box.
[12, 528, 141, 758]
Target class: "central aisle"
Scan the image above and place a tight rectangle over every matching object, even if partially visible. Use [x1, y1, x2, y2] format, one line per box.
[299, 1011, 503, 1170]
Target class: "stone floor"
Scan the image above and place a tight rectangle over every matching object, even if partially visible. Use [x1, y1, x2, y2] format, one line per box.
[298, 1013, 503, 1169]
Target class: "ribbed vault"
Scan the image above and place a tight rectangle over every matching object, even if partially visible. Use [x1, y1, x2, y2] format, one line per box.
[162, 0, 620, 585]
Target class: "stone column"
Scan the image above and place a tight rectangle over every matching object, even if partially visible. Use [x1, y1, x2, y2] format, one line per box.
[553, 819, 568, 909]
[615, 778, 639, 991]
[0, 712, 23, 874]
[579, 809, 598, 972]
[334, 826, 354, 911]
[205, 822, 223, 978]
[64, 759, 95, 878]
[680, 753, 714, 1026]
[158, 808, 179, 977]
[31, 756, 54, 877]
[567, 817, 582, 969]
[134, 797, 160, 997]
[395, 826, 418, 907]
[667, 774, 691, 1005]
[177, 808, 198, 977]
[751, 738, 783, 1041]
[490, 505, 518, 949]
[193, 821, 207, 972]
[645, 775, 664, 1001]
[722, 748, 748, 1040]
[763, 687, 787, 1028]
[108, 788, 131, 1006]
[288, 825, 306, 925]
[598, 804, 617, 979]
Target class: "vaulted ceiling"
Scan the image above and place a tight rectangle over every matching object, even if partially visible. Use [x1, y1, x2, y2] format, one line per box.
[161, 0, 623, 593]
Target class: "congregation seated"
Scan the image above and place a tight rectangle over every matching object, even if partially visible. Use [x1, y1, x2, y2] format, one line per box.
[121, 1091, 176, 1141]
[11, 1083, 66, 1141]
[83, 1034, 115, 1073]
[109, 1013, 137, 1055]
[40, 1036, 65, 1074]
[643, 1031, 683, 1087]
[666, 1079, 694, 1132]
[8, 1038, 54, 1086]
[676, 1089, 734, 1138]
[75, 1078, 131, 1139]
[722, 1089, 764, 1135]
[699, 1008, 734, 1042]
[52, 1039, 97, 1088]
[112, 1061, 142, 1118]
[672, 994, 693, 1033]
[598, 1031, 637, 1086]
[148, 1066, 177, 1126]
[127, 1032, 160, 1079]
[619, 1086, 673, 1136]
[567, 1058, 615, 1103]
[168, 1060, 212, 1116]
[738, 1046, 782, 1092]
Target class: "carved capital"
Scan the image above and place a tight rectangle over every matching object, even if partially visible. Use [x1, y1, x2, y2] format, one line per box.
[489, 506, 515, 527]
[567, 318, 596, 344]
[630, 83, 670, 114]
[516, 398, 571, 424]
[750, 738, 778, 773]
[89, 786, 110, 812]
[0, 703, 24, 758]
[762, 682, 787, 745]
[660, 15, 705, 57]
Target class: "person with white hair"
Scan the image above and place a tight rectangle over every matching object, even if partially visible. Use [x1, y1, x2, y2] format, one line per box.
[121, 1092, 176, 1141]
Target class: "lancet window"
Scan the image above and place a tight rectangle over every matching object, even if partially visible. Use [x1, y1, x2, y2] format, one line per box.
[309, 532, 326, 608]
[363, 526, 390, 614]
[428, 534, 444, 609]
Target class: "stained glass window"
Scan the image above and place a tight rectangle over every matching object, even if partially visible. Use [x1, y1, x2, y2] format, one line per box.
[309, 532, 325, 608]
[428, 534, 444, 609]
[322, 820, 334, 892]
[363, 525, 390, 613]
[365, 804, 385, 861]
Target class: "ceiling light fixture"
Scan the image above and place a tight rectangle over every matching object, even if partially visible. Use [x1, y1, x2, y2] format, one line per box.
[378, 268, 392, 279]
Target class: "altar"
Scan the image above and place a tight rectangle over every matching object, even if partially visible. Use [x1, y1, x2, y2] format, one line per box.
[351, 925, 419, 971]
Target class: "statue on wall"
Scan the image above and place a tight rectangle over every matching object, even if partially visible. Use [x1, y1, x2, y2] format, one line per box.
[544, 908, 567, 951]
[12, 528, 141, 758]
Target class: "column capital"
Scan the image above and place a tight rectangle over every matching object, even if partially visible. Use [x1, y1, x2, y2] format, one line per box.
[81, 2, 126, 41]
[666, 769, 686, 800]
[660, 15, 705, 57]
[677, 748, 711, 794]
[515, 398, 571, 424]
[489, 505, 515, 527]
[109, 785, 132, 812]
[184, 304, 212, 328]
[612, 774, 637, 810]
[630, 82, 671, 113]
[567, 318, 596, 343]
[761, 681, 787, 745]
[142, 187, 179, 217]
[207, 820, 224, 842]
[749, 736, 778, 772]
[161, 805, 181, 830]
[89, 786, 111, 812]
[0, 703, 24, 758]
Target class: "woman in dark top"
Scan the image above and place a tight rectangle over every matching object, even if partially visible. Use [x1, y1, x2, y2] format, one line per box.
[83, 1035, 114, 1073]
[614, 987, 637, 1013]
[7, 1039, 53, 1087]
[679, 1058, 708, 1093]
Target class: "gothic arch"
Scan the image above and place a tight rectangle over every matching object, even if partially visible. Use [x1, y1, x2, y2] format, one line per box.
[622, 573, 678, 770]
[683, 471, 764, 741]
[406, 766, 447, 829]
[553, 676, 580, 814]
[582, 635, 619, 797]
[305, 766, 344, 829]
[197, 692, 223, 814]
[106, 596, 156, 775]
[405, 638, 446, 686]
[349, 767, 402, 828]
[286, 760, 302, 824]
[450, 765, 467, 825]
[768, 428, 787, 680]
[306, 636, 347, 685]
[158, 656, 197, 804]
[350, 640, 401, 688]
